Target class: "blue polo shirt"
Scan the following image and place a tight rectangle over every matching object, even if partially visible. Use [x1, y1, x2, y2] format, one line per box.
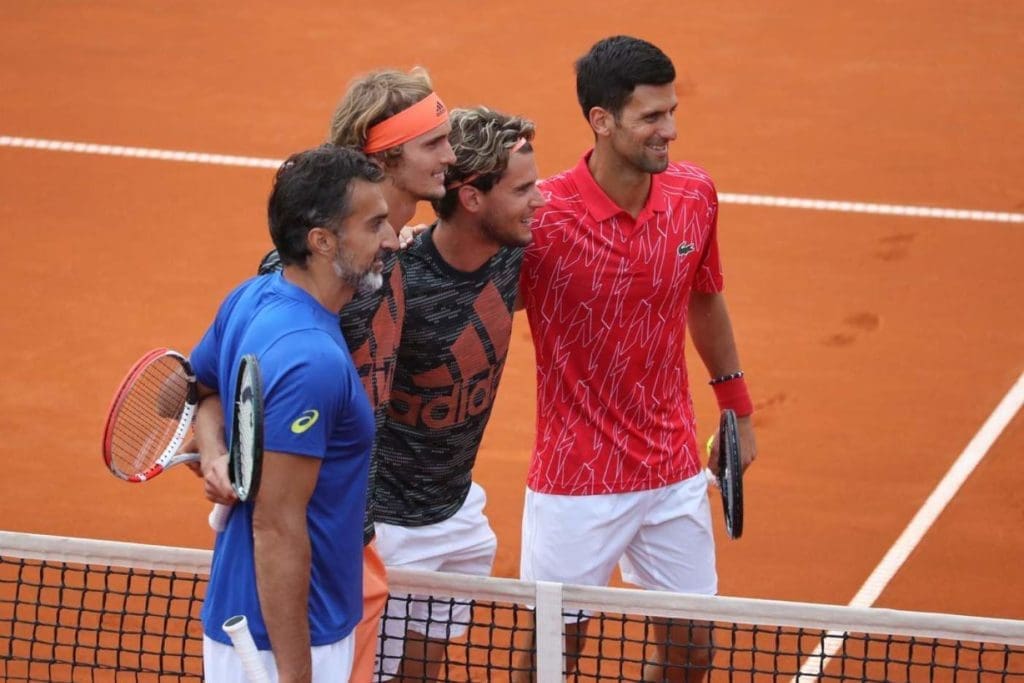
[191, 272, 373, 649]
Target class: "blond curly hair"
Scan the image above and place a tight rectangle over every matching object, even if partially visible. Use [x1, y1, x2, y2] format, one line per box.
[327, 67, 434, 166]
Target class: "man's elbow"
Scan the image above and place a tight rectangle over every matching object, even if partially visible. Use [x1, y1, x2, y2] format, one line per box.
[252, 503, 306, 540]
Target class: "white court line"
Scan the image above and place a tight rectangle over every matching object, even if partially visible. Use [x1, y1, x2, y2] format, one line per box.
[719, 192, 1023, 223]
[2, 134, 1023, 224]
[793, 371, 1024, 681]
[0, 135, 280, 169]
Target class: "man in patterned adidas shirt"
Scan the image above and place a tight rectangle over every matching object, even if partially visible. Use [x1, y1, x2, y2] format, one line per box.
[250, 67, 456, 682]
[373, 107, 544, 682]
[516, 36, 759, 682]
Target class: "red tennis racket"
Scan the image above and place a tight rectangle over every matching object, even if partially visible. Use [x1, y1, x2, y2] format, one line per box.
[102, 348, 231, 526]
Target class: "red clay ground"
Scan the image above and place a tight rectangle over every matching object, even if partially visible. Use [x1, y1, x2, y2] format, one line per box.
[1, 1, 1022, 625]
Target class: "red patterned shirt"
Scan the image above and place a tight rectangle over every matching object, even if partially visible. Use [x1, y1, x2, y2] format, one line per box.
[520, 151, 723, 495]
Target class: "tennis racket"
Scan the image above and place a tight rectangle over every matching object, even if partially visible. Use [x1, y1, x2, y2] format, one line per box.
[703, 408, 744, 539]
[102, 348, 231, 529]
[222, 615, 272, 683]
[230, 353, 265, 502]
[208, 353, 266, 531]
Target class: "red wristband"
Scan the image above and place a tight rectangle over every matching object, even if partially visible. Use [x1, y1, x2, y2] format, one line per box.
[711, 376, 753, 417]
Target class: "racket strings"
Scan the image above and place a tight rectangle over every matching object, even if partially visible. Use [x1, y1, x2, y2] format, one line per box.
[110, 357, 190, 475]
[234, 371, 256, 495]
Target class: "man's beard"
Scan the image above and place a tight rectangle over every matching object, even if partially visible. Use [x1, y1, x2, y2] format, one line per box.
[356, 270, 384, 294]
[333, 250, 385, 295]
[629, 143, 670, 174]
[482, 218, 532, 249]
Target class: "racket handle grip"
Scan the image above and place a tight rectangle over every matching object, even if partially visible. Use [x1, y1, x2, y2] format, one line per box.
[208, 503, 233, 532]
[222, 615, 272, 683]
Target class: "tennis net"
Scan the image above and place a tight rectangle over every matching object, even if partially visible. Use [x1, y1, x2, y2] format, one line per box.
[2, 530, 1022, 681]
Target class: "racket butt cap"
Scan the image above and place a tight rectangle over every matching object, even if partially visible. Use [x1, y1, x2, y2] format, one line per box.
[223, 614, 247, 632]
[209, 503, 232, 532]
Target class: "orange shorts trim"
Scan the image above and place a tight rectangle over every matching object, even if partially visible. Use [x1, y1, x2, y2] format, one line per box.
[350, 541, 389, 682]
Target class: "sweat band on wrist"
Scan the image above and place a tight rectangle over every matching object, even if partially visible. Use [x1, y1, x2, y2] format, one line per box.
[363, 92, 449, 154]
[712, 376, 753, 417]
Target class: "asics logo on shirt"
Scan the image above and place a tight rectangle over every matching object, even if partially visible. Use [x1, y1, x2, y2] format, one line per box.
[677, 241, 695, 256]
[290, 410, 320, 434]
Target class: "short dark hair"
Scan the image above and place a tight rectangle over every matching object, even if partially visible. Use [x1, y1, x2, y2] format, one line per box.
[575, 35, 676, 119]
[268, 145, 384, 266]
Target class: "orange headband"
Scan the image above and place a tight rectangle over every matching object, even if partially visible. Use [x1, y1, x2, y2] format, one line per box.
[363, 92, 449, 154]
[446, 137, 529, 191]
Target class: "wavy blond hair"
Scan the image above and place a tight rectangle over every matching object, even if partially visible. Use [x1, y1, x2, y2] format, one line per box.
[327, 67, 434, 166]
[433, 107, 536, 219]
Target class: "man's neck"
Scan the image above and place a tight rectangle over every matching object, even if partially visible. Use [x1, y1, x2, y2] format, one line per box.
[381, 183, 417, 234]
[588, 145, 652, 219]
[432, 215, 500, 273]
[282, 263, 356, 313]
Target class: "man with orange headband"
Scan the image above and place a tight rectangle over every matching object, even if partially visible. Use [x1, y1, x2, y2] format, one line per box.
[327, 70, 456, 683]
[372, 106, 544, 682]
[240, 67, 455, 682]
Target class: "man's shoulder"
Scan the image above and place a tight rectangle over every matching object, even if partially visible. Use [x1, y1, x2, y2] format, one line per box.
[250, 293, 338, 351]
[397, 230, 431, 263]
[532, 169, 591, 233]
[263, 321, 339, 349]
[660, 161, 717, 197]
[261, 326, 350, 391]
[396, 234, 443, 286]
[214, 275, 272, 325]
[538, 168, 582, 206]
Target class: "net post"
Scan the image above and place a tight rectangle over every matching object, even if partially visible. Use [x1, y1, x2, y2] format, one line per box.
[535, 580, 564, 681]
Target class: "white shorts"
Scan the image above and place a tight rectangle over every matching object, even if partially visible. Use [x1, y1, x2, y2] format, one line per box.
[374, 482, 497, 674]
[520, 473, 717, 620]
[203, 631, 354, 682]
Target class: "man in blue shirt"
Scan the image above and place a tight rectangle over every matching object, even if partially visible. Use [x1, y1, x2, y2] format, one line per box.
[190, 145, 398, 683]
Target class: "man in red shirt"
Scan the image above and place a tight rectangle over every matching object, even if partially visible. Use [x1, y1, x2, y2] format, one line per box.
[517, 36, 758, 682]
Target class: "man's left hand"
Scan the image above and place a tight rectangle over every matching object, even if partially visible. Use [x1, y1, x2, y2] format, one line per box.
[736, 414, 757, 472]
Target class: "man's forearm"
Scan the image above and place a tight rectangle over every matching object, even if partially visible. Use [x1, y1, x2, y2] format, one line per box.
[690, 291, 758, 468]
[254, 509, 313, 683]
[688, 291, 742, 377]
[194, 394, 226, 468]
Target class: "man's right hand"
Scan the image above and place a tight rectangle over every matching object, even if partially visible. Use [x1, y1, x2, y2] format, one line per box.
[399, 223, 429, 249]
[202, 453, 237, 505]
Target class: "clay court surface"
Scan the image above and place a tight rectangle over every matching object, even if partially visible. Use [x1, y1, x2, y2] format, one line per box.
[1, 1, 1021, 624]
